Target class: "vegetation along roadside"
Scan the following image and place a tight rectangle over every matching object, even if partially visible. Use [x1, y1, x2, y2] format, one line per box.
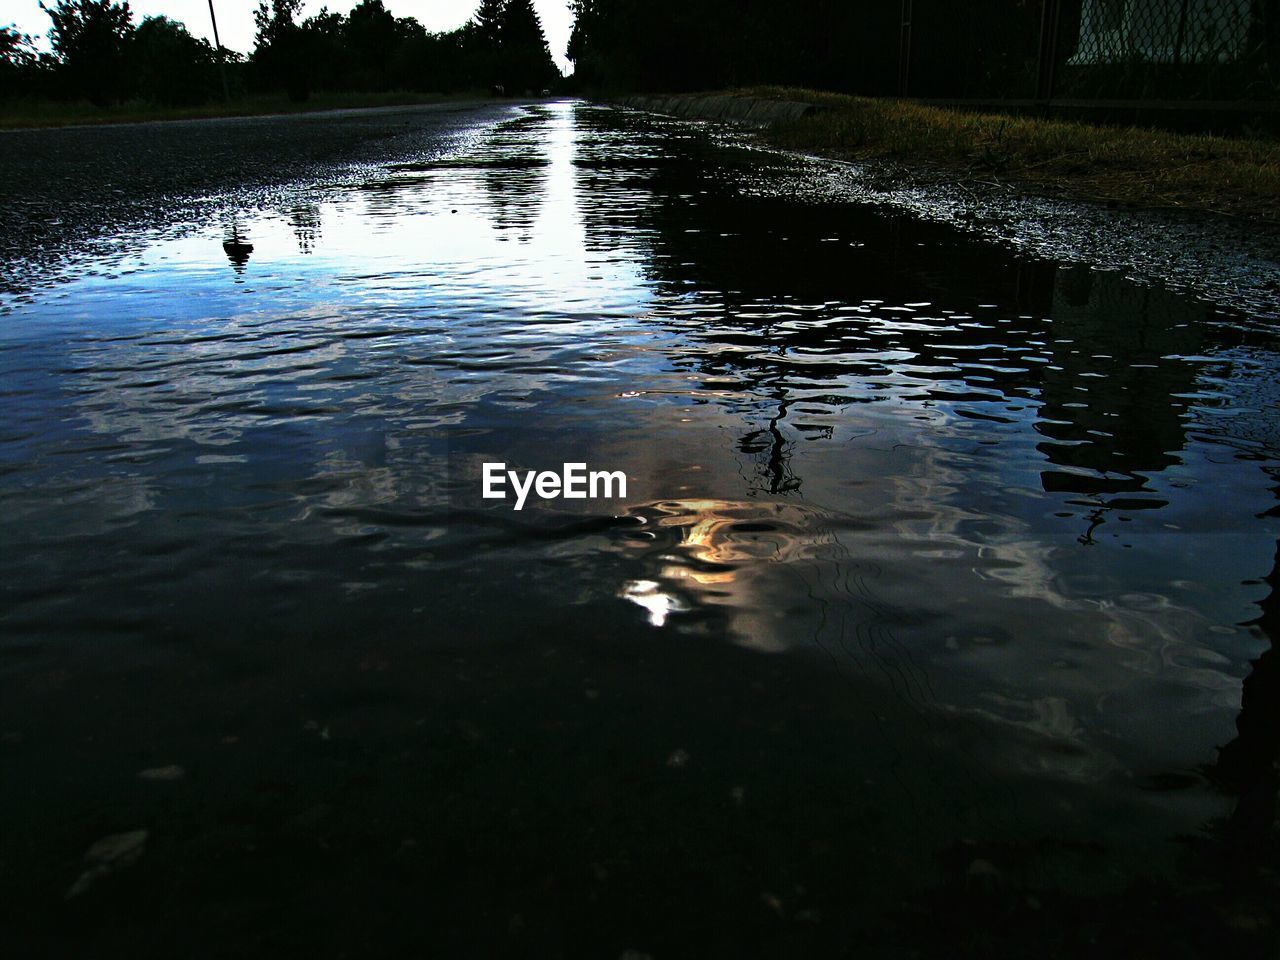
[742, 86, 1280, 222]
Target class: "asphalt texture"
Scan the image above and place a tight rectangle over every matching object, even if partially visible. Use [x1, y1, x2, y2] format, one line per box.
[0, 100, 520, 298]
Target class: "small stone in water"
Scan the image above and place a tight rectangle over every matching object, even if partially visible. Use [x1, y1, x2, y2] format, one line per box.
[761, 892, 785, 916]
[138, 765, 185, 781]
[966, 858, 1003, 888]
[66, 829, 148, 898]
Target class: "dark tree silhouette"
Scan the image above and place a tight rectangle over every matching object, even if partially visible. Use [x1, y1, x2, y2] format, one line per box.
[252, 0, 309, 100]
[566, 0, 900, 94]
[0, 26, 36, 69]
[296, 8, 345, 92]
[41, 0, 134, 105]
[387, 17, 432, 91]
[132, 16, 220, 105]
[474, 0, 504, 49]
[0, 26, 39, 98]
[345, 0, 399, 90]
[9, 0, 565, 112]
[497, 0, 557, 93]
[471, 0, 505, 88]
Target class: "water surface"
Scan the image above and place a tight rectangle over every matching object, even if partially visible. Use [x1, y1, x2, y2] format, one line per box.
[2, 101, 1279, 955]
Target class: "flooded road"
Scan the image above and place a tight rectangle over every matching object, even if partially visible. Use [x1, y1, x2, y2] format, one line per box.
[2, 100, 1280, 956]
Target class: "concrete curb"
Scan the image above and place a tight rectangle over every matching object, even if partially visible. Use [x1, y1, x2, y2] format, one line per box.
[618, 94, 816, 127]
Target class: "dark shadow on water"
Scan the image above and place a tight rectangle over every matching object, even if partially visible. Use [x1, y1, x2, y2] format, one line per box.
[1216, 477, 1280, 854]
[222, 222, 254, 277]
[481, 108, 552, 243]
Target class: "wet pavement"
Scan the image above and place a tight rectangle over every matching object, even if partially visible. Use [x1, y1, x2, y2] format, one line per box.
[1, 100, 1279, 957]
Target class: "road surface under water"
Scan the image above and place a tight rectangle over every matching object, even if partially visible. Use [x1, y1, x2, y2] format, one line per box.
[2, 100, 1279, 956]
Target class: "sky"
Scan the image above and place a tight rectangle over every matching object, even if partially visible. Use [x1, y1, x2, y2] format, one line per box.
[0, 1, 575, 73]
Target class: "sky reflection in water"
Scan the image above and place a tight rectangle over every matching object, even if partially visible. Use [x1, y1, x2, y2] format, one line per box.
[3, 101, 1280, 867]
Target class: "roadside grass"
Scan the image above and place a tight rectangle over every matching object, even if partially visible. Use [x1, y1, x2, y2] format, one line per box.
[0, 91, 485, 130]
[743, 86, 1280, 219]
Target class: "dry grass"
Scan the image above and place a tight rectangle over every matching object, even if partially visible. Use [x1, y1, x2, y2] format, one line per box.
[743, 86, 1280, 220]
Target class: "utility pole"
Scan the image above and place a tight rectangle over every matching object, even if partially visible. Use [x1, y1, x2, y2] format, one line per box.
[898, 0, 913, 98]
[1035, 0, 1062, 105]
[207, 0, 231, 102]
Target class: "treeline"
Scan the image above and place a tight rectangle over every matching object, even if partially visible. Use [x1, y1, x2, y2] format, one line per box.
[0, 0, 559, 108]
[565, 0, 1051, 98]
[566, 0, 1280, 102]
[252, 0, 558, 101]
[1, 3, 227, 106]
[567, 0, 901, 95]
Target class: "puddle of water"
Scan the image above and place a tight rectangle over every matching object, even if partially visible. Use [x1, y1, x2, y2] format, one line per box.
[2, 101, 1279, 949]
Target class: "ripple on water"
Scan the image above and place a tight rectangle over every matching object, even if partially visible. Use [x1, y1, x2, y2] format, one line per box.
[0, 101, 1278, 882]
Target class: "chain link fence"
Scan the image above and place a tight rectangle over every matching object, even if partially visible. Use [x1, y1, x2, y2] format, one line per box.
[900, 0, 1279, 110]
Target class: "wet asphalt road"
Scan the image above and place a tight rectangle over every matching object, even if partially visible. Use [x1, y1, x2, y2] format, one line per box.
[755, 143, 1280, 321]
[0, 101, 522, 296]
[3, 99, 1279, 317]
